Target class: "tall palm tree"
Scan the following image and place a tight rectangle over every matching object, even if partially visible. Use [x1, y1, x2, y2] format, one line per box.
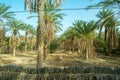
[0, 19, 6, 54]
[0, 3, 15, 53]
[117, 28, 120, 49]
[7, 19, 24, 56]
[96, 9, 114, 42]
[43, 3, 64, 59]
[24, 0, 64, 68]
[28, 4, 64, 59]
[96, 9, 119, 54]
[0, 3, 15, 38]
[0, 20, 5, 43]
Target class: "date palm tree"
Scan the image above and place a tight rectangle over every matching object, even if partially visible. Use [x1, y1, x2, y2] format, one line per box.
[61, 20, 96, 59]
[60, 26, 79, 52]
[87, 0, 120, 9]
[29, 27, 36, 51]
[96, 9, 119, 54]
[0, 3, 15, 20]
[22, 24, 35, 54]
[0, 3, 15, 53]
[96, 9, 114, 42]
[0, 20, 5, 43]
[72, 20, 96, 59]
[43, 3, 64, 59]
[7, 19, 24, 56]
[24, 0, 64, 68]
[27, 3, 64, 59]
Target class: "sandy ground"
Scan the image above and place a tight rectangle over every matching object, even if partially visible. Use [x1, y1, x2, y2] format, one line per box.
[0, 52, 120, 68]
[0, 53, 37, 67]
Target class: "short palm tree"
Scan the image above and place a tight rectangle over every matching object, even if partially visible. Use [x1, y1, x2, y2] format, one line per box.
[7, 19, 24, 56]
[72, 20, 96, 59]
[60, 25, 79, 52]
[61, 20, 96, 59]
[22, 24, 35, 53]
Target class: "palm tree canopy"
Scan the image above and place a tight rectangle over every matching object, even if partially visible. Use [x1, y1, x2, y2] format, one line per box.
[71, 20, 96, 39]
[22, 23, 36, 35]
[7, 19, 24, 36]
[96, 9, 115, 27]
[96, 9, 119, 37]
[0, 3, 15, 37]
[61, 20, 96, 41]
[24, 0, 64, 12]
[27, 3, 65, 32]
[0, 3, 15, 19]
[44, 3, 65, 32]
[87, 0, 120, 9]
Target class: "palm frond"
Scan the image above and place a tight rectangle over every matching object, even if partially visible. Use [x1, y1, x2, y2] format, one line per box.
[0, 3, 15, 19]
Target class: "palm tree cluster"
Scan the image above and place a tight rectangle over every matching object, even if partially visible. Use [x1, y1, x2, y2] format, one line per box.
[60, 20, 96, 59]
[0, 0, 120, 69]
[87, 0, 120, 55]
[60, 8, 120, 59]
[0, 1, 65, 68]
[0, 3, 14, 43]
[7, 19, 37, 56]
[0, 3, 36, 56]
[0, 3, 15, 54]
[0, 18, 36, 56]
[96, 9, 119, 54]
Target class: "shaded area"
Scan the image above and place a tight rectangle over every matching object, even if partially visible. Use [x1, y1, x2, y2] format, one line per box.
[0, 65, 120, 80]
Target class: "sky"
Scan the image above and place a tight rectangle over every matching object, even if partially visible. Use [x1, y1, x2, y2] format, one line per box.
[0, 0, 101, 35]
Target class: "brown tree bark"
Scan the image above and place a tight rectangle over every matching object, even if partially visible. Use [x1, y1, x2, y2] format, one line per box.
[36, 0, 45, 68]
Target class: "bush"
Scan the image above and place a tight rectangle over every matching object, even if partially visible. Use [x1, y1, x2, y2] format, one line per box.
[50, 40, 59, 53]
[17, 41, 25, 51]
[94, 39, 109, 55]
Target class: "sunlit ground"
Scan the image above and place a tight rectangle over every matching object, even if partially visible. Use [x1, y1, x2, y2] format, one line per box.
[0, 51, 120, 68]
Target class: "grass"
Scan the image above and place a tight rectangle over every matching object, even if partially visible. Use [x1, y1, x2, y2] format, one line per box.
[0, 51, 119, 68]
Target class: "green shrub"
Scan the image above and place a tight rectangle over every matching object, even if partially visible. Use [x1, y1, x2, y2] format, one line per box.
[50, 40, 59, 53]
[17, 41, 25, 51]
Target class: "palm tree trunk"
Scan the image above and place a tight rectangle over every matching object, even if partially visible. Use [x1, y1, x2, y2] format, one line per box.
[36, 0, 45, 68]
[25, 31, 28, 54]
[29, 35, 35, 50]
[13, 34, 16, 56]
[108, 28, 112, 54]
[118, 35, 120, 49]
[43, 42, 47, 60]
[113, 23, 118, 48]
[86, 46, 89, 60]
[78, 41, 82, 56]
[105, 27, 108, 43]
[13, 46, 16, 56]
[9, 37, 12, 54]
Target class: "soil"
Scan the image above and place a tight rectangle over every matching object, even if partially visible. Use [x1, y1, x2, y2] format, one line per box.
[0, 51, 120, 68]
